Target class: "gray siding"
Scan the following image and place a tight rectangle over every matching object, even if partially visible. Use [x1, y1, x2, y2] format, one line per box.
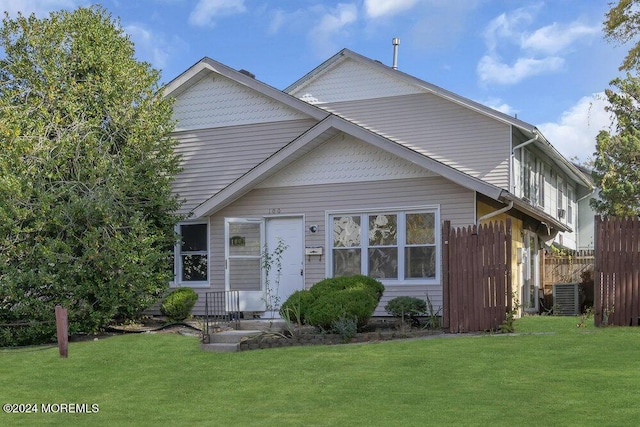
[189, 176, 476, 316]
[322, 93, 511, 189]
[171, 119, 317, 214]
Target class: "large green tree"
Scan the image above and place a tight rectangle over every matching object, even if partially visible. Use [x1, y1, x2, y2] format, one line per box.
[0, 6, 182, 345]
[591, 1, 640, 216]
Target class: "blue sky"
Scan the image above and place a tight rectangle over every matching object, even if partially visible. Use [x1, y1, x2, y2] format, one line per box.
[1, 1, 629, 162]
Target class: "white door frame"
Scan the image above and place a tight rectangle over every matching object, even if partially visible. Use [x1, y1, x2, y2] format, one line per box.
[264, 215, 305, 313]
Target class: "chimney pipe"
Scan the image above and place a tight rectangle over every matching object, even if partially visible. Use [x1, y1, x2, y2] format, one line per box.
[392, 37, 400, 70]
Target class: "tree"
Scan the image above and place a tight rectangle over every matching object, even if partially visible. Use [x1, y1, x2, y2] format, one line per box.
[590, 2, 640, 216]
[0, 6, 182, 345]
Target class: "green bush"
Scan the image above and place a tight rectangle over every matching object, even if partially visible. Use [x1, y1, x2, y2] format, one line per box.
[385, 296, 427, 320]
[280, 275, 384, 332]
[306, 288, 379, 330]
[160, 288, 198, 322]
[309, 275, 384, 300]
[279, 289, 314, 324]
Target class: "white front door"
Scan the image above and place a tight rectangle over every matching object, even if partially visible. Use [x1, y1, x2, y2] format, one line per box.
[265, 217, 304, 313]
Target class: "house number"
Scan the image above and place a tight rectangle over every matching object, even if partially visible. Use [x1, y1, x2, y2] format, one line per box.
[268, 208, 282, 214]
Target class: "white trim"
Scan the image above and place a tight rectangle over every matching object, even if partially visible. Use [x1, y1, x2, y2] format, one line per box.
[325, 206, 441, 285]
[174, 220, 210, 288]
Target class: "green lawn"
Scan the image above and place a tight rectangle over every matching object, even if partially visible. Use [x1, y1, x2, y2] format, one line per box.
[1, 316, 639, 426]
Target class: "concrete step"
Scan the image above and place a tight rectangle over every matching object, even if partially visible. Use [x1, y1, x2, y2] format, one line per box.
[200, 342, 240, 353]
[200, 329, 266, 352]
[207, 330, 262, 344]
[238, 319, 286, 332]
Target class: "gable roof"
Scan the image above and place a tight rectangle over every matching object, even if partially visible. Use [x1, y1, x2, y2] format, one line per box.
[285, 49, 592, 191]
[191, 114, 505, 218]
[163, 56, 329, 122]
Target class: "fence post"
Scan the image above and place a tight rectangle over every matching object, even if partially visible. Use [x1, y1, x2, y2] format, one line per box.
[55, 305, 68, 358]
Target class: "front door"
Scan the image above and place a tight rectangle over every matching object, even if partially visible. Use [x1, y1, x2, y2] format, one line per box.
[265, 217, 304, 314]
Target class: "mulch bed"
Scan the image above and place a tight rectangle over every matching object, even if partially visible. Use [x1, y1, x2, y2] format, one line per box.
[238, 328, 443, 351]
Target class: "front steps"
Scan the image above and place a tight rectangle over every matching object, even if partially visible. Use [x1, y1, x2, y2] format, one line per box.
[200, 319, 286, 352]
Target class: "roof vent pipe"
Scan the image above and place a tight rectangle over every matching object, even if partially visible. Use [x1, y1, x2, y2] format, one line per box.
[392, 38, 400, 70]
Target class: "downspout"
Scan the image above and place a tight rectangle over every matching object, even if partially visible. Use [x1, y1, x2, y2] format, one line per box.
[477, 200, 514, 226]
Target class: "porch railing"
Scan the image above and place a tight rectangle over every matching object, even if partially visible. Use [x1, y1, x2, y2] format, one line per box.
[203, 291, 241, 340]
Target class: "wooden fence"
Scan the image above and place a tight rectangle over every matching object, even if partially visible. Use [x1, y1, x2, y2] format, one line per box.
[543, 250, 594, 289]
[595, 216, 640, 326]
[443, 219, 512, 333]
[542, 250, 594, 312]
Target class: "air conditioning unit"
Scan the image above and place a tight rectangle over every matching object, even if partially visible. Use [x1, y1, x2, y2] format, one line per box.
[557, 208, 566, 219]
[553, 283, 579, 315]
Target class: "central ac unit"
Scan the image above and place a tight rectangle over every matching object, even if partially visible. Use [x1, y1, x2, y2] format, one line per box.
[553, 283, 579, 315]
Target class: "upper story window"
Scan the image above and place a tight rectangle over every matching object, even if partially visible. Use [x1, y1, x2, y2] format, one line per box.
[567, 186, 575, 225]
[330, 208, 439, 282]
[175, 222, 209, 287]
[520, 148, 544, 208]
[557, 176, 566, 222]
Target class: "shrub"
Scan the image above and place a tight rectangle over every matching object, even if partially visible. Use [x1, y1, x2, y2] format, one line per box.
[283, 275, 384, 331]
[160, 288, 198, 322]
[309, 275, 384, 300]
[331, 315, 358, 342]
[385, 296, 427, 320]
[280, 289, 314, 325]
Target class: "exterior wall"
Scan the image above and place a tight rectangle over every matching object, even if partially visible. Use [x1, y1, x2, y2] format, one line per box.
[171, 119, 317, 214]
[188, 176, 476, 316]
[578, 197, 595, 250]
[290, 57, 421, 104]
[512, 143, 579, 250]
[172, 73, 309, 131]
[319, 94, 511, 189]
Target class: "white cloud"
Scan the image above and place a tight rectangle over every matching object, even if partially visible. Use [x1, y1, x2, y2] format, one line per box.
[538, 93, 613, 162]
[477, 55, 564, 85]
[521, 22, 600, 55]
[480, 97, 515, 116]
[364, 0, 418, 19]
[188, 0, 246, 27]
[0, 0, 82, 17]
[479, 5, 598, 86]
[483, 8, 535, 53]
[309, 3, 358, 56]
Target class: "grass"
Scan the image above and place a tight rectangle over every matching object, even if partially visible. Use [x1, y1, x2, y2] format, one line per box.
[2, 316, 640, 426]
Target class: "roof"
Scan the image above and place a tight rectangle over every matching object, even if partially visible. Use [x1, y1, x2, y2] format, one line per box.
[285, 49, 593, 191]
[191, 114, 506, 218]
[162, 56, 328, 122]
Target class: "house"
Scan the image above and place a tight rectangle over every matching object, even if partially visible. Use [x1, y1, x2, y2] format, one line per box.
[163, 49, 593, 318]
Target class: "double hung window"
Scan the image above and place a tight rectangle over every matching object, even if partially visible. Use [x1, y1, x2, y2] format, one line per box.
[175, 223, 208, 286]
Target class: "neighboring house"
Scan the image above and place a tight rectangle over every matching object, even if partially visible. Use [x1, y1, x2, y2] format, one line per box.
[163, 49, 593, 318]
[574, 163, 597, 250]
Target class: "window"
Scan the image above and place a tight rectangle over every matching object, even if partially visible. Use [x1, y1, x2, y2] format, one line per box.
[520, 148, 544, 207]
[176, 223, 208, 286]
[567, 186, 574, 225]
[557, 176, 566, 221]
[330, 209, 438, 282]
[537, 160, 545, 208]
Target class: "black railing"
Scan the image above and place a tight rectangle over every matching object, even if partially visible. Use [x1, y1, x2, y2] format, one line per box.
[203, 291, 240, 342]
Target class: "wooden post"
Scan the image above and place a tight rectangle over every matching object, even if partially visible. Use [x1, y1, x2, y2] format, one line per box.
[55, 305, 68, 358]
